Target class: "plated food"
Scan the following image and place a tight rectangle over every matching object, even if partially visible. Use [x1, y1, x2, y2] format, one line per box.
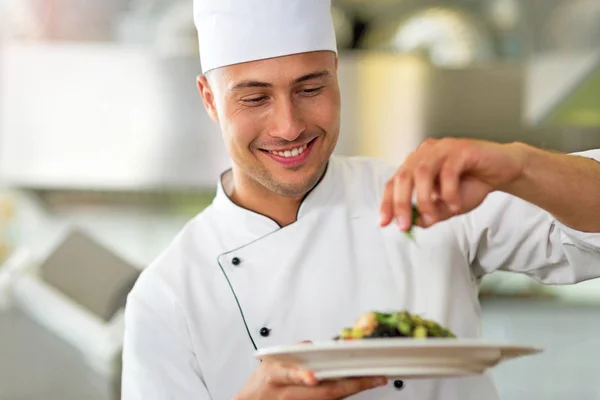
[335, 310, 456, 340]
[255, 310, 541, 381]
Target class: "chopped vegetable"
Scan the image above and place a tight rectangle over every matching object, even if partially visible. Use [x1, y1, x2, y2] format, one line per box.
[340, 328, 353, 340]
[351, 328, 365, 339]
[353, 312, 378, 336]
[335, 310, 456, 340]
[413, 325, 428, 338]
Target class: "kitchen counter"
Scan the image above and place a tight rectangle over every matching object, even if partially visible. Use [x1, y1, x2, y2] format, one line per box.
[0, 307, 115, 400]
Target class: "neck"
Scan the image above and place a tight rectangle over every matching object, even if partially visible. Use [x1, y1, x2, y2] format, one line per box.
[223, 171, 306, 227]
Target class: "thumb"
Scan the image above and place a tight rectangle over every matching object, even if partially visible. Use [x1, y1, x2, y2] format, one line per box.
[458, 177, 493, 214]
[265, 362, 317, 386]
[264, 342, 315, 386]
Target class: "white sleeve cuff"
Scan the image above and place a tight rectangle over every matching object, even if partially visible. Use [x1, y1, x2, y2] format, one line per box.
[569, 149, 600, 163]
[557, 220, 600, 250]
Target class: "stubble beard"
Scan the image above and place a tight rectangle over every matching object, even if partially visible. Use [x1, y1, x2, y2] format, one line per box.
[254, 159, 329, 198]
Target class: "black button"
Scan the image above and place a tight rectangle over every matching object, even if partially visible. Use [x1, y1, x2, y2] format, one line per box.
[393, 380, 404, 390]
[232, 257, 241, 266]
[260, 327, 271, 337]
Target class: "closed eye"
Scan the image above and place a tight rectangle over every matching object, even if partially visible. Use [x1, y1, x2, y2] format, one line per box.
[300, 87, 324, 95]
[242, 96, 268, 105]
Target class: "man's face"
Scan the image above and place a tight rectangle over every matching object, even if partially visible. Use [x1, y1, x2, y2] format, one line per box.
[198, 51, 341, 198]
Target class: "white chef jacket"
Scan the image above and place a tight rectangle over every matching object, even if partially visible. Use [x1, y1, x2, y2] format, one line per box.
[121, 151, 600, 400]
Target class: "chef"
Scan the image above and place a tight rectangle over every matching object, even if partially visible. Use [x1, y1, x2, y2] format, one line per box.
[121, 0, 600, 399]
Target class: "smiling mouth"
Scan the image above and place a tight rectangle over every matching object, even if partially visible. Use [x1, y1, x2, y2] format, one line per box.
[261, 138, 316, 158]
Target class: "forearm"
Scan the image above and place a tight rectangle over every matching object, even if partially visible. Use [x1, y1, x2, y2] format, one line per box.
[502, 143, 600, 232]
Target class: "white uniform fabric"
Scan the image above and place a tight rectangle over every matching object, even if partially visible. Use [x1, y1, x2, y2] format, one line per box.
[122, 152, 600, 400]
[194, 0, 338, 73]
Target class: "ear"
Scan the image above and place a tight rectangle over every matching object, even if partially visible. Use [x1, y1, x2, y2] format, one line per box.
[196, 75, 219, 123]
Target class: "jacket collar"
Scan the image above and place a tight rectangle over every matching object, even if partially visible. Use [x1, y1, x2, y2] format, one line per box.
[212, 157, 340, 238]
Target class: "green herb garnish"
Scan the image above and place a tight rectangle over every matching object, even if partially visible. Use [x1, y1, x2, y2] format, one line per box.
[405, 204, 420, 239]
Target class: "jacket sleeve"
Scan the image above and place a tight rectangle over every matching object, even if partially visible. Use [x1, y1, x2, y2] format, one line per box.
[121, 270, 211, 400]
[453, 149, 600, 285]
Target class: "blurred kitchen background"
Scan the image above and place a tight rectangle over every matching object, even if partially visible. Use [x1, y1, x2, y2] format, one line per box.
[0, 0, 599, 399]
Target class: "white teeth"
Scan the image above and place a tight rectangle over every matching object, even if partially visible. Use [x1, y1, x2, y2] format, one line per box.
[269, 143, 309, 158]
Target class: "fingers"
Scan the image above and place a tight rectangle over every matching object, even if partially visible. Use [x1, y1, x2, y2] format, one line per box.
[379, 179, 395, 227]
[440, 149, 470, 213]
[381, 152, 417, 229]
[327, 377, 388, 398]
[425, 199, 455, 227]
[413, 150, 446, 225]
[382, 138, 475, 230]
[262, 361, 387, 400]
[265, 362, 317, 386]
[383, 143, 442, 230]
[318, 377, 387, 399]
[281, 376, 388, 400]
[393, 173, 413, 230]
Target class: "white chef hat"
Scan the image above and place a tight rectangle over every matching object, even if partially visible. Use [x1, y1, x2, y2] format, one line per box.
[193, 0, 338, 74]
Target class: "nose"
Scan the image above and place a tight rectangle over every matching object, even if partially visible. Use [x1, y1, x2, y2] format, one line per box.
[269, 97, 306, 141]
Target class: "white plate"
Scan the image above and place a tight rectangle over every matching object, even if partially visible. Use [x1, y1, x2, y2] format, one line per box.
[255, 339, 542, 380]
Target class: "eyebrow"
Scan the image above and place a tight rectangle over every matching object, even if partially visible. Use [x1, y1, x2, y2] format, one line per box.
[230, 70, 331, 91]
[292, 70, 331, 84]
